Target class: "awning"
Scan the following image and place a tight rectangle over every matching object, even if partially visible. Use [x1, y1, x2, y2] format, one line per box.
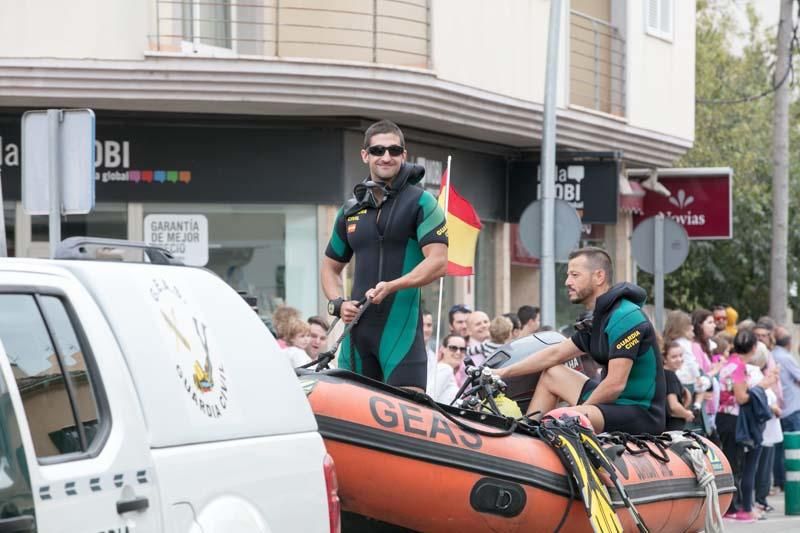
[619, 177, 645, 214]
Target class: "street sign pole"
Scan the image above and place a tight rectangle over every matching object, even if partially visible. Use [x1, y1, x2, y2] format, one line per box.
[654, 214, 664, 332]
[540, 0, 561, 328]
[48, 109, 63, 258]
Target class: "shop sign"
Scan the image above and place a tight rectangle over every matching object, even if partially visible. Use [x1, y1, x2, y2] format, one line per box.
[508, 155, 620, 224]
[0, 118, 343, 204]
[632, 169, 732, 240]
[144, 214, 208, 266]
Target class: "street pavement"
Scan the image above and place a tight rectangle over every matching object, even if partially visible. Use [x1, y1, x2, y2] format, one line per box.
[724, 491, 800, 532]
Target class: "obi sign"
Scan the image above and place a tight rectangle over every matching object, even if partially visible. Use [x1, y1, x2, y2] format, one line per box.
[145, 214, 208, 266]
[632, 168, 733, 240]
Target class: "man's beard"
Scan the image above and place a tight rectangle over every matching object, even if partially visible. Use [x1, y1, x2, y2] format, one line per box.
[569, 285, 593, 305]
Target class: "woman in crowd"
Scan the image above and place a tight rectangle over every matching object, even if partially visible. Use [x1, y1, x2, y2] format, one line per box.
[717, 329, 777, 522]
[433, 334, 466, 404]
[692, 309, 721, 434]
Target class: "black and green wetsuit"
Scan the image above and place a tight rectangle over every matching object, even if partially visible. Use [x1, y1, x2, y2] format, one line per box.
[572, 283, 666, 434]
[325, 165, 448, 388]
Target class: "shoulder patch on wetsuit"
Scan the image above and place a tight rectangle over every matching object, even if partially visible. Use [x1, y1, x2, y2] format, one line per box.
[416, 190, 448, 247]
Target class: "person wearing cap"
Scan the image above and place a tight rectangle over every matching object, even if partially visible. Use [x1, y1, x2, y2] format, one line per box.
[321, 119, 448, 392]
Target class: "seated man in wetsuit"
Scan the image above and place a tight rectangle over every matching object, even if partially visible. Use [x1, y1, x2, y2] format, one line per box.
[495, 247, 665, 434]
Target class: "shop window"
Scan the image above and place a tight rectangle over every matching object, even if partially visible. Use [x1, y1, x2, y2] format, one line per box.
[143, 204, 318, 321]
[0, 294, 102, 459]
[31, 203, 128, 255]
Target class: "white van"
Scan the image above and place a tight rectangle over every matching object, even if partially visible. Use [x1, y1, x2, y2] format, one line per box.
[0, 239, 338, 532]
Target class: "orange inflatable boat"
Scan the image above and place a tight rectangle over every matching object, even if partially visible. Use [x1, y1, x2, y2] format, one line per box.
[302, 369, 734, 533]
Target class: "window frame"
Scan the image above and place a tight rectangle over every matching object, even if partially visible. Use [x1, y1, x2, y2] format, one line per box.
[180, 0, 237, 56]
[0, 287, 112, 465]
[644, 0, 674, 42]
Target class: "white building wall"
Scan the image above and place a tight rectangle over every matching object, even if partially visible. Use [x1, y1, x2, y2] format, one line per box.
[625, 0, 696, 142]
[431, 0, 564, 106]
[0, 0, 150, 60]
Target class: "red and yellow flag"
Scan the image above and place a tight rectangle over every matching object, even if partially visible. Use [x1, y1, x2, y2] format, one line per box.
[437, 169, 482, 276]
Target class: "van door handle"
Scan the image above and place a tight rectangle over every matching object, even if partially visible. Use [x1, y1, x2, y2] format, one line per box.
[0, 515, 35, 533]
[117, 495, 150, 514]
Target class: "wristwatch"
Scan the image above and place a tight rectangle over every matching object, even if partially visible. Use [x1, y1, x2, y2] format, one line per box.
[328, 297, 344, 317]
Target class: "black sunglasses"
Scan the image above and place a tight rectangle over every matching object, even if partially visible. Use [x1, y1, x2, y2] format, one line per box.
[447, 345, 467, 353]
[367, 144, 405, 157]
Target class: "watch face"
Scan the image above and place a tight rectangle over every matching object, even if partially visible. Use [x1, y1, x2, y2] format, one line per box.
[328, 301, 335, 315]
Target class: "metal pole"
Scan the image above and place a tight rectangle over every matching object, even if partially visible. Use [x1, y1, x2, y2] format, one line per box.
[48, 109, 62, 259]
[654, 214, 664, 332]
[540, 0, 561, 328]
[372, 0, 378, 63]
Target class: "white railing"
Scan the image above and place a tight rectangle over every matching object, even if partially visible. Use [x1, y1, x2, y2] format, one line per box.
[151, 0, 431, 69]
[569, 10, 626, 117]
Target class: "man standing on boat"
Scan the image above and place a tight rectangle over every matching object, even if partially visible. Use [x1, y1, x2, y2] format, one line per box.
[496, 247, 666, 434]
[321, 120, 448, 392]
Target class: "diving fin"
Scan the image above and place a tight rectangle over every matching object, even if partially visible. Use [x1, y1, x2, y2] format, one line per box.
[578, 430, 650, 533]
[552, 431, 623, 533]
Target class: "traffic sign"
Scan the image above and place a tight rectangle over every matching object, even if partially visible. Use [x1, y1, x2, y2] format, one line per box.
[631, 215, 690, 274]
[518, 199, 582, 262]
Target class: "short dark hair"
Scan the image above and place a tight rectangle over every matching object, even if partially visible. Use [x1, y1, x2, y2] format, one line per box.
[422, 309, 432, 318]
[733, 328, 757, 355]
[712, 305, 727, 313]
[503, 312, 521, 330]
[448, 304, 472, 325]
[568, 247, 613, 285]
[363, 120, 405, 148]
[308, 316, 329, 330]
[517, 305, 540, 326]
[776, 333, 791, 348]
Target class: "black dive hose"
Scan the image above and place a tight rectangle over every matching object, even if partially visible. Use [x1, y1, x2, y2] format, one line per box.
[297, 298, 369, 371]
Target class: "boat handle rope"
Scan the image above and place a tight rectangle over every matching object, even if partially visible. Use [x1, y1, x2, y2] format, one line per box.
[599, 432, 672, 464]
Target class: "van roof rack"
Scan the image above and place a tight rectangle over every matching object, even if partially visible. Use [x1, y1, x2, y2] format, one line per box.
[54, 237, 184, 265]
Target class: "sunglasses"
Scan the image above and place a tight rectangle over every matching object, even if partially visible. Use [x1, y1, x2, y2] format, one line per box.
[367, 144, 405, 157]
[447, 345, 467, 353]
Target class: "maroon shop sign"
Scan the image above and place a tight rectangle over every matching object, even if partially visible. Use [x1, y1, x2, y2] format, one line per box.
[632, 169, 732, 240]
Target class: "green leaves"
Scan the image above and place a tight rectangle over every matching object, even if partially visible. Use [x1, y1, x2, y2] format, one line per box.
[638, 2, 797, 320]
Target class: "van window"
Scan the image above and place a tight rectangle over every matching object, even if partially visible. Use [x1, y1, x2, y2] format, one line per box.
[0, 294, 102, 458]
[0, 366, 34, 520]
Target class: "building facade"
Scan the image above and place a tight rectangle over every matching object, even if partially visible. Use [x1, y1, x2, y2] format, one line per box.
[0, 0, 695, 327]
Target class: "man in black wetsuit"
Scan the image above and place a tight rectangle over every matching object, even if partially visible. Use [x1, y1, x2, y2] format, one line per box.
[321, 120, 448, 391]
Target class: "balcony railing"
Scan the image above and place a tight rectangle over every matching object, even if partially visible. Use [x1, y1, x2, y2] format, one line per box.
[151, 0, 431, 69]
[569, 10, 626, 117]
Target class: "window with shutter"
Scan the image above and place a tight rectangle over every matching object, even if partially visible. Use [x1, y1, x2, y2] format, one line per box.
[645, 0, 674, 41]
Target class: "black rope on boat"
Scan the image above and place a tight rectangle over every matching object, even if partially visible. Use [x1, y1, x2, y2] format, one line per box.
[408, 391, 520, 438]
[599, 432, 672, 464]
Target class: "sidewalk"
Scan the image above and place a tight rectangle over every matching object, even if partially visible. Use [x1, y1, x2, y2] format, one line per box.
[724, 492, 800, 532]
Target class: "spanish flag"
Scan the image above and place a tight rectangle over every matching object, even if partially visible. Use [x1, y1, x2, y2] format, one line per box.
[438, 169, 482, 276]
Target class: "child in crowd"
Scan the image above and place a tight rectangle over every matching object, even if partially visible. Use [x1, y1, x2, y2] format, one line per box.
[663, 341, 695, 431]
[272, 305, 301, 348]
[282, 317, 313, 368]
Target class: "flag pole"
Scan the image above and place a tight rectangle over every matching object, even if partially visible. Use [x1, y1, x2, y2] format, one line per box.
[433, 155, 452, 395]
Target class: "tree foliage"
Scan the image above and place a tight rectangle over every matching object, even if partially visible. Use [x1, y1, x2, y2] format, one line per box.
[638, 1, 800, 321]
